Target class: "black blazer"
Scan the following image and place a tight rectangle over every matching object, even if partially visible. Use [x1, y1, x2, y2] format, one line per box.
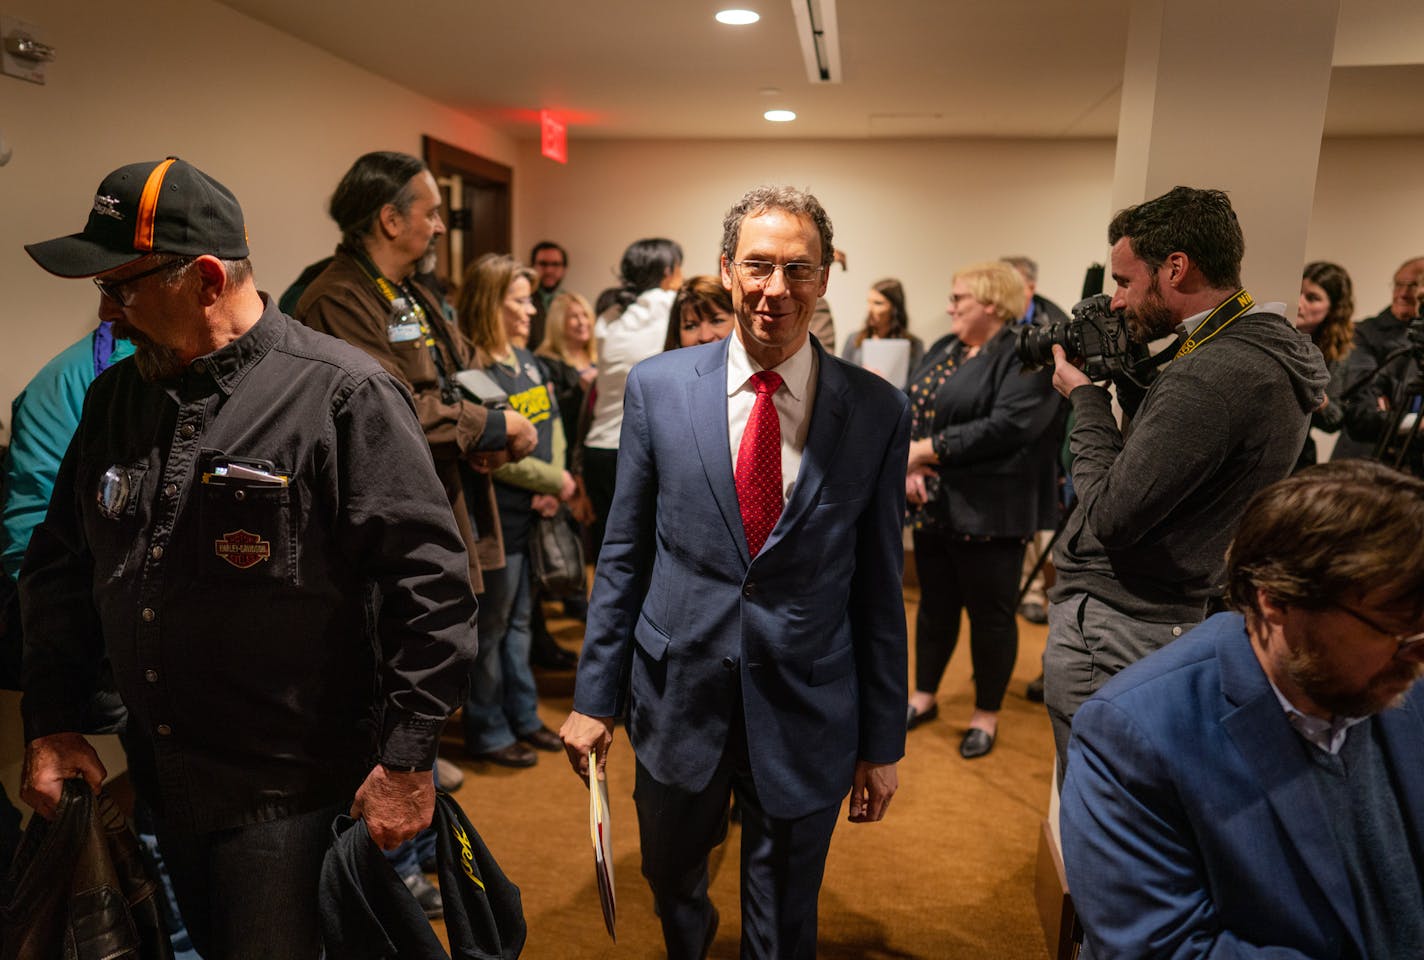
[914, 325, 1059, 537]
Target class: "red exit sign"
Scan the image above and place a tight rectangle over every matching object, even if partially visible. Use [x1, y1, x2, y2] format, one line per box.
[541, 110, 567, 164]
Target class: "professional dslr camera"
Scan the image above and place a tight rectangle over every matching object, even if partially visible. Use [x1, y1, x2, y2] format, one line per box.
[1016, 294, 1150, 384]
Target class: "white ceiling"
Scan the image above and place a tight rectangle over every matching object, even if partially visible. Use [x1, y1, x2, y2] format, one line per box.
[217, 0, 1424, 141]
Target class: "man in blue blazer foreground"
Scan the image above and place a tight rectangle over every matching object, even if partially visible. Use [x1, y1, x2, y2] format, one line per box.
[1061, 460, 1424, 959]
[561, 185, 910, 959]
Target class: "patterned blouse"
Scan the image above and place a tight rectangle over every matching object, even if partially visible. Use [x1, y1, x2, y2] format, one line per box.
[904, 341, 965, 530]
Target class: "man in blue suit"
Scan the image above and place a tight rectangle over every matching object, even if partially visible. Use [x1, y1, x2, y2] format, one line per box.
[1061, 460, 1424, 959]
[560, 185, 910, 959]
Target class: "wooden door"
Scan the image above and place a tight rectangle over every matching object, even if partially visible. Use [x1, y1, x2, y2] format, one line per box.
[422, 135, 512, 293]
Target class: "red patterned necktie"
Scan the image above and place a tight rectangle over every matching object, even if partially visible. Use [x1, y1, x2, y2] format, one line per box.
[735, 370, 784, 557]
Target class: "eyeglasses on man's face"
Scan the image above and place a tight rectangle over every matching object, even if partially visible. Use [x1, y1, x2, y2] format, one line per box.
[731, 260, 824, 286]
[1331, 601, 1424, 654]
[93, 257, 194, 305]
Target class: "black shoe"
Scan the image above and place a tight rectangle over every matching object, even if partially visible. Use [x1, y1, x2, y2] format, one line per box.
[519, 725, 563, 752]
[906, 702, 939, 730]
[959, 728, 995, 759]
[530, 634, 578, 670]
[1019, 602, 1048, 624]
[402, 871, 444, 919]
[475, 742, 538, 768]
[1026, 672, 1045, 703]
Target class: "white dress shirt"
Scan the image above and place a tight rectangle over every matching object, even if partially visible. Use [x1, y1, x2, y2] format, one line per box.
[726, 332, 818, 505]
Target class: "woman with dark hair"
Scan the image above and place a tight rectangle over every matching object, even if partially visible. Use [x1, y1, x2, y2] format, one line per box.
[665, 275, 735, 351]
[455, 253, 575, 767]
[840, 278, 925, 382]
[1295, 261, 1354, 468]
[583, 238, 683, 553]
[903, 261, 1058, 759]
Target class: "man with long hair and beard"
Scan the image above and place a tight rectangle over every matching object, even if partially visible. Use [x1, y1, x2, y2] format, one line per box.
[1061, 461, 1424, 959]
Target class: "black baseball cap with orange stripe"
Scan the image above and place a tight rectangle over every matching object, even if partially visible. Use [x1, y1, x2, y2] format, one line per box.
[25, 157, 249, 278]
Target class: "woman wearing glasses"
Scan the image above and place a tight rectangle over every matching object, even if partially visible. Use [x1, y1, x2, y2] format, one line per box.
[455, 253, 575, 768]
[841, 278, 924, 386]
[903, 261, 1058, 759]
[1292, 261, 1354, 469]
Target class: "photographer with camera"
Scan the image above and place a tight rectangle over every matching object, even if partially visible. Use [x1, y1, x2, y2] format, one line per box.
[1339, 273, 1424, 474]
[1332, 256, 1424, 461]
[1038, 187, 1328, 778]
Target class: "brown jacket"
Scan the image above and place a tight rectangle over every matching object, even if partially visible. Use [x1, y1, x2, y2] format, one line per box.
[295, 247, 504, 591]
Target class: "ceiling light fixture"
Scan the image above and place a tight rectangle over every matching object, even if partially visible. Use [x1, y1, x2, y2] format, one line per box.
[764, 109, 796, 123]
[715, 9, 760, 25]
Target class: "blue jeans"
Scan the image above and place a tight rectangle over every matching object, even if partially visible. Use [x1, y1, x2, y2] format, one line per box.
[463, 552, 542, 752]
[154, 803, 342, 960]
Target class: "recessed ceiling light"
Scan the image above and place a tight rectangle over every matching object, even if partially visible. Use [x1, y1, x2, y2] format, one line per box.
[716, 9, 760, 25]
[758, 87, 781, 97]
[764, 109, 796, 123]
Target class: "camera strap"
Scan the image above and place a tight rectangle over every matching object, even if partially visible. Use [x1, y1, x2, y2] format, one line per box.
[1173, 289, 1255, 359]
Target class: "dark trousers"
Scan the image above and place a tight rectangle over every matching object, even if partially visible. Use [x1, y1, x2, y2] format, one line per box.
[155, 803, 342, 960]
[582, 446, 619, 560]
[912, 529, 1026, 712]
[634, 718, 840, 960]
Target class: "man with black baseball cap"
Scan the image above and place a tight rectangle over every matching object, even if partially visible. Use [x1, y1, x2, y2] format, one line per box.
[18, 157, 480, 959]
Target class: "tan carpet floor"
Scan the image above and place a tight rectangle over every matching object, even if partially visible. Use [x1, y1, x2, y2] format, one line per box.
[433, 579, 1056, 959]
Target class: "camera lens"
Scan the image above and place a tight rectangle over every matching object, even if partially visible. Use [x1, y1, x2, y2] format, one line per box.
[1016, 321, 1071, 371]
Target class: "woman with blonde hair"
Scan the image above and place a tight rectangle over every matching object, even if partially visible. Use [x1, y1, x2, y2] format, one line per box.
[454, 253, 575, 767]
[903, 261, 1058, 759]
[535, 291, 599, 622]
[536, 290, 599, 458]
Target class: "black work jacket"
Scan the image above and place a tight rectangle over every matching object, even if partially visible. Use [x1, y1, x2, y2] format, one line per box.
[20, 299, 477, 833]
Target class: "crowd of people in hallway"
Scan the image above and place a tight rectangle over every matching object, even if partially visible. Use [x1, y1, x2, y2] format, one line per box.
[2, 151, 1422, 959]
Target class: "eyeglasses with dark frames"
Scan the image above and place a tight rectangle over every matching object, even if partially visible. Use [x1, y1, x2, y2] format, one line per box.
[731, 260, 824, 285]
[93, 257, 194, 305]
[1331, 601, 1424, 653]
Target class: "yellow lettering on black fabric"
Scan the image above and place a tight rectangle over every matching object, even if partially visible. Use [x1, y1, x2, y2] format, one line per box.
[450, 822, 486, 891]
[506, 384, 553, 425]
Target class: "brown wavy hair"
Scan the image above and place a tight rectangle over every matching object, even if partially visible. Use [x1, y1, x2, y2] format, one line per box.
[1302, 261, 1354, 366]
[666, 276, 733, 351]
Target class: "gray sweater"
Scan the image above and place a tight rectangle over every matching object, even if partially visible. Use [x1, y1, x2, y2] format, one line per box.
[1050, 310, 1329, 621]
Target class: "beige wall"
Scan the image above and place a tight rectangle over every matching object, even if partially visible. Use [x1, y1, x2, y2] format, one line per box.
[0, 0, 516, 417]
[514, 138, 1116, 354]
[514, 135, 1424, 355]
[1308, 136, 1424, 313]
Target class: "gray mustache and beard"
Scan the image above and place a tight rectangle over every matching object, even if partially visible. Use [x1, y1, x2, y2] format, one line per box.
[114, 322, 185, 381]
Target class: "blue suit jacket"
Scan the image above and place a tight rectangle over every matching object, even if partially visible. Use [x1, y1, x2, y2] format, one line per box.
[572, 335, 911, 819]
[1061, 613, 1424, 959]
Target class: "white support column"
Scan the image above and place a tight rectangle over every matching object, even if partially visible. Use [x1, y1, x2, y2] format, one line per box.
[1110, 0, 1341, 302]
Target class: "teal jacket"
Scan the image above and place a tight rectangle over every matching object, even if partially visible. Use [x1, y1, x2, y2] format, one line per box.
[3, 325, 133, 580]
